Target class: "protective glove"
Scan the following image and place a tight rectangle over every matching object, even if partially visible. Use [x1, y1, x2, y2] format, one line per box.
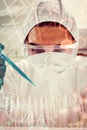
[0, 43, 6, 89]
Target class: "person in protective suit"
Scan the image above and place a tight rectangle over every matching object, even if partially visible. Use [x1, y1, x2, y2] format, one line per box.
[0, 0, 87, 127]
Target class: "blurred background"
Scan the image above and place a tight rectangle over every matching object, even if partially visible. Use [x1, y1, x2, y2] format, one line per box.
[0, 0, 87, 62]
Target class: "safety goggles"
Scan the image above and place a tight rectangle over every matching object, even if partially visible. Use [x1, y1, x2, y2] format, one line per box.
[24, 43, 78, 56]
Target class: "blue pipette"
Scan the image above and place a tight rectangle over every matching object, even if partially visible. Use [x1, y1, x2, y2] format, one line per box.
[0, 43, 36, 87]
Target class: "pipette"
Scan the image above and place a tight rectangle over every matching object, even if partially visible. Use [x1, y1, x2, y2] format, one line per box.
[0, 43, 36, 87]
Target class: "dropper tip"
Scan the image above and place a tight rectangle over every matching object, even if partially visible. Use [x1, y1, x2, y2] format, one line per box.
[28, 79, 37, 87]
[33, 83, 37, 87]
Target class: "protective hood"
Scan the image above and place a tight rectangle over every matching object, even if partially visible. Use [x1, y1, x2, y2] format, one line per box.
[22, 0, 78, 43]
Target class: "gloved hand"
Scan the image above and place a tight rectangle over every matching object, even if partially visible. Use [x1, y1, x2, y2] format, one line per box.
[0, 43, 6, 89]
[0, 57, 6, 89]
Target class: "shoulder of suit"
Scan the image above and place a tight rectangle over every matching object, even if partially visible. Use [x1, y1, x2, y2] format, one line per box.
[75, 56, 87, 69]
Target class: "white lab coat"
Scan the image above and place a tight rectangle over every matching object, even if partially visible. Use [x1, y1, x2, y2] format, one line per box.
[1, 55, 87, 127]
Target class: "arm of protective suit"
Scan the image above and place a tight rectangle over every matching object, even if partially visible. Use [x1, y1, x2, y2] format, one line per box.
[3, 59, 32, 98]
[0, 59, 34, 126]
[77, 56, 87, 113]
[77, 56, 87, 92]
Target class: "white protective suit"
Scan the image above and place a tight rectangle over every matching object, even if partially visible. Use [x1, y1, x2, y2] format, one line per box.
[1, 0, 87, 127]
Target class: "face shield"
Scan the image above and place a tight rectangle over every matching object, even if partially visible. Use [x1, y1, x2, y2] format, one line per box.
[22, 0, 78, 72]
